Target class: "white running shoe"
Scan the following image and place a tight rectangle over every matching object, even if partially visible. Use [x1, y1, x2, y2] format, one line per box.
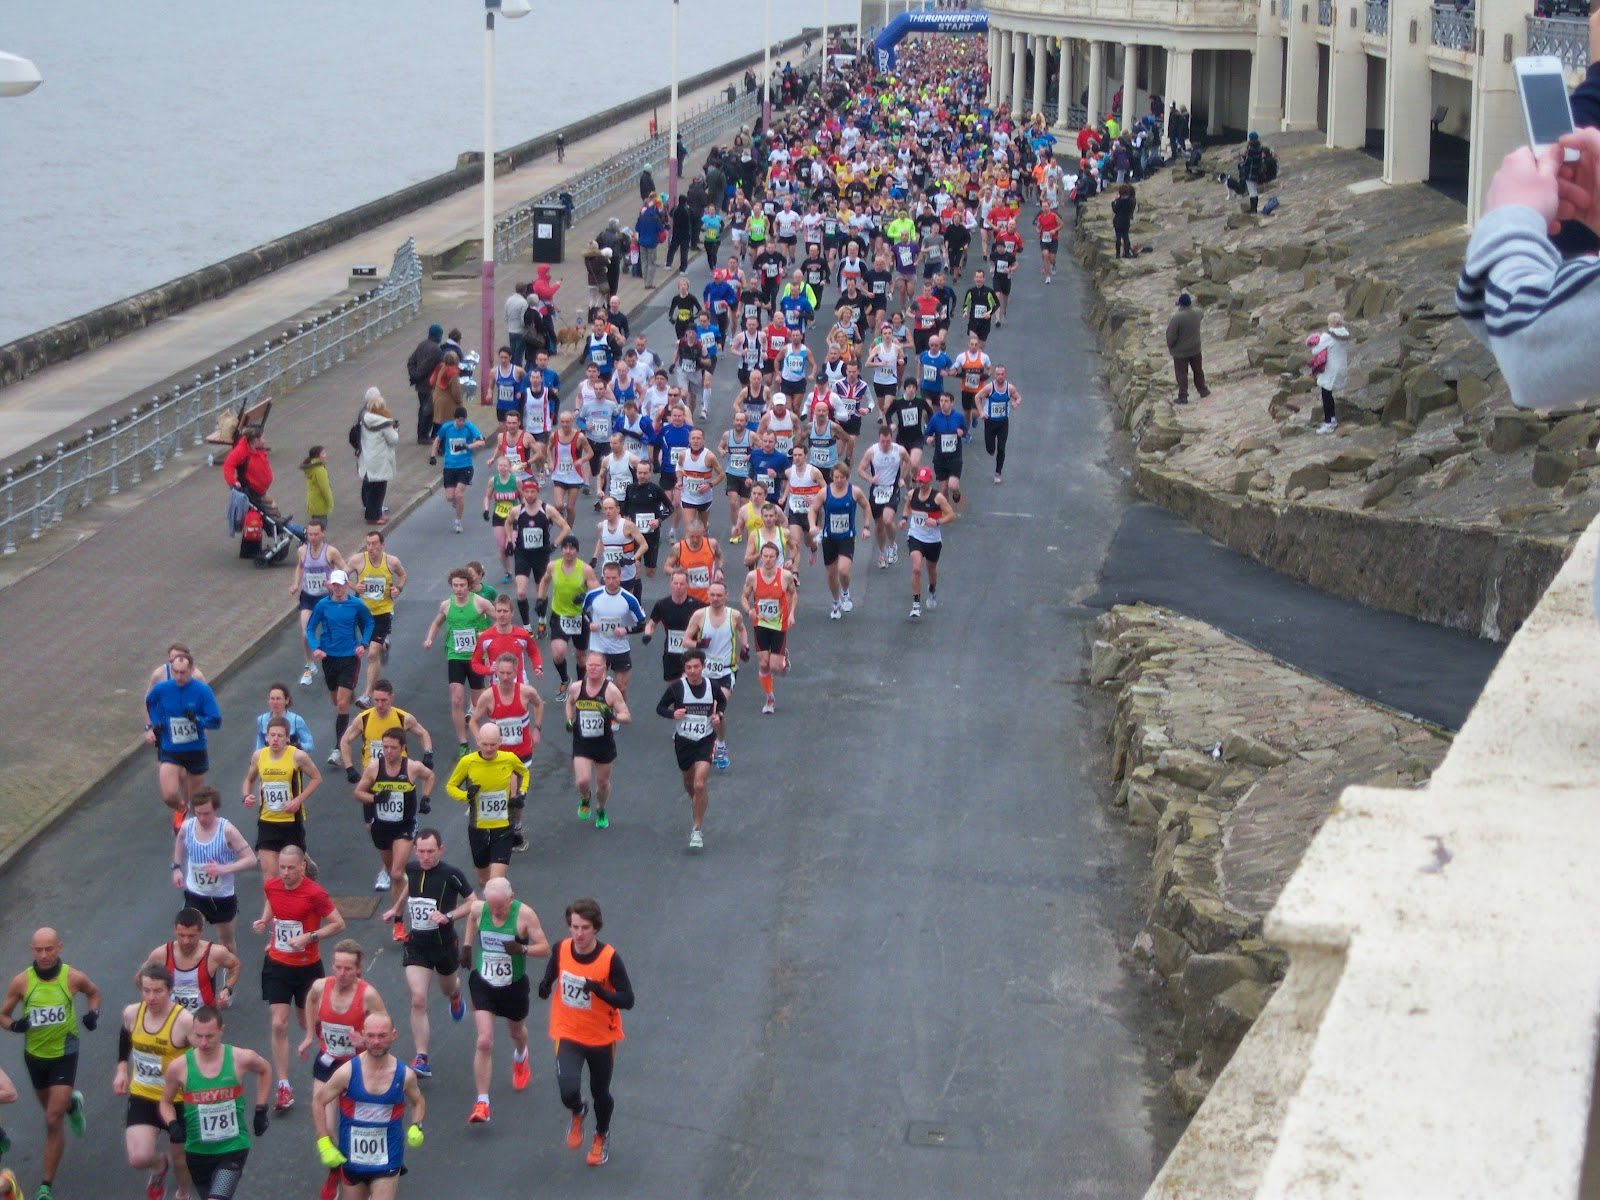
[1316, 419, 1338, 434]
[689, 828, 704, 850]
[926, 592, 939, 611]
[761, 697, 776, 715]
[373, 869, 391, 892]
[829, 604, 842, 620]
[877, 552, 887, 569]
[299, 665, 315, 687]
[453, 519, 462, 533]
[909, 601, 922, 621]
[841, 591, 853, 613]
[325, 749, 341, 766]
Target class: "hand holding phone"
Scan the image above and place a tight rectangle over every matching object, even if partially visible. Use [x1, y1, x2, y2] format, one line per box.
[1515, 56, 1579, 161]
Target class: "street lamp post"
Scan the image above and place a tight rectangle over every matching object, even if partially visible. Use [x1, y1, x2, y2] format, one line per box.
[822, 0, 830, 89]
[0, 50, 42, 98]
[482, 0, 529, 380]
[763, 0, 773, 130]
[668, 0, 681, 205]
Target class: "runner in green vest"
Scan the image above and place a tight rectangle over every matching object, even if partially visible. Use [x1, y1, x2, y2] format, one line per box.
[422, 568, 496, 754]
[461, 878, 549, 1125]
[159, 1007, 271, 1200]
[0, 928, 101, 1200]
[537, 535, 598, 694]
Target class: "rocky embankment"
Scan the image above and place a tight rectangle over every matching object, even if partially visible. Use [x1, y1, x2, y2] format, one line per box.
[1074, 135, 1589, 640]
[1092, 603, 1450, 1113]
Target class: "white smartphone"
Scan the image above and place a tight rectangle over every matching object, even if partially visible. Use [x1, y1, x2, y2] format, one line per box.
[1514, 55, 1577, 158]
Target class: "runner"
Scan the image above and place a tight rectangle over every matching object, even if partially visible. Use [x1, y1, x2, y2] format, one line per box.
[675, 429, 724, 529]
[955, 332, 992, 427]
[595, 432, 642, 511]
[172, 787, 257, 955]
[420, 569, 496, 754]
[828, 359, 870, 465]
[0, 928, 101, 1200]
[138, 909, 243, 1017]
[461, 879, 550, 1125]
[312, 1012, 425, 1200]
[545, 411, 590, 528]
[306, 569, 373, 760]
[241, 717, 322, 885]
[353, 729, 434, 920]
[580, 562, 646, 699]
[113, 964, 192, 1200]
[380, 828, 475, 1077]
[535, 536, 598, 695]
[251, 846, 345, 1113]
[740, 541, 797, 715]
[157, 1007, 271, 1200]
[592, 498, 649, 604]
[1034, 202, 1063, 283]
[683, 581, 749, 771]
[299, 942, 385, 1200]
[741, 501, 791, 571]
[253, 682, 315, 756]
[432, 406, 486, 534]
[349, 530, 406, 711]
[291, 521, 346, 687]
[923, 390, 970, 509]
[536, 898, 633, 1168]
[775, 328, 815, 403]
[858, 421, 910, 570]
[144, 651, 221, 827]
[469, 592, 544, 688]
[718, 409, 755, 538]
[782, 444, 826, 567]
[337, 682, 434, 781]
[487, 344, 528, 432]
[900, 466, 959, 621]
[492, 409, 543, 481]
[654, 651, 730, 849]
[444, 723, 529, 887]
[664, 519, 722, 608]
[975, 364, 1023, 485]
[565, 651, 631, 831]
[642, 569, 701, 687]
[506, 477, 570, 627]
[622, 458, 674, 585]
[813, 463, 870, 619]
[480, 457, 522, 582]
[469, 654, 545, 854]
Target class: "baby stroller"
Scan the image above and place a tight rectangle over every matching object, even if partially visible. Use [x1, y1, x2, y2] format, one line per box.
[238, 493, 301, 567]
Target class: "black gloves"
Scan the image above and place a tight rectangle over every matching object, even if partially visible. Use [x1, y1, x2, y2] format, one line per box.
[421, 750, 435, 769]
[7, 1014, 28, 1034]
[345, 765, 361, 785]
[82, 1009, 99, 1032]
[253, 1104, 270, 1136]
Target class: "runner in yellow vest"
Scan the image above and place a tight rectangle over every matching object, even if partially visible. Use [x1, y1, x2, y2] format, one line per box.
[113, 964, 193, 1200]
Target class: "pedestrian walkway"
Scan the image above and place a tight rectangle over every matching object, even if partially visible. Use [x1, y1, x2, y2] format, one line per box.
[0, 60, 759, 464]
[0, 91, 758, 868]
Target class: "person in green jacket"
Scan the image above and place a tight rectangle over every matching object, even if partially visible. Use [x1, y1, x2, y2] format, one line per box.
[0, 928, 102, 1200]
[300, 446, 333, 527]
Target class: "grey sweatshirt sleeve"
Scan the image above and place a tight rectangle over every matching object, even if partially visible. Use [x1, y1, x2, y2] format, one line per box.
[1456, 205, 1600, 410]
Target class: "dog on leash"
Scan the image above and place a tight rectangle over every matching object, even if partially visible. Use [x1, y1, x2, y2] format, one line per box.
[555, 321, 586, 347]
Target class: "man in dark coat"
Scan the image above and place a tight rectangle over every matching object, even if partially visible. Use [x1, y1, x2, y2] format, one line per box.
[406, 324, 444, 443]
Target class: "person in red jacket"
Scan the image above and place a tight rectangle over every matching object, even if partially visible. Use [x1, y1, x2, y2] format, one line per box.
[223, 427, 300, 534]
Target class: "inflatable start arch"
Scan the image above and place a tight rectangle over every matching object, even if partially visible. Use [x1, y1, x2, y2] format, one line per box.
[871, 10, 989, 73]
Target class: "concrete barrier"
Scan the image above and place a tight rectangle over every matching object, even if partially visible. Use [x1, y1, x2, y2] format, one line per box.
[0, 32, 815, 392]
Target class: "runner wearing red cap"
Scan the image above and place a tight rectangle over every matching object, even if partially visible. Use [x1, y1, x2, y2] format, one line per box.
[900, 466, 957, 621]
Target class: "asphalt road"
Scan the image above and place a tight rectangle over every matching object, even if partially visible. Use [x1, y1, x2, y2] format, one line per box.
[0, 244, 1169, 1197]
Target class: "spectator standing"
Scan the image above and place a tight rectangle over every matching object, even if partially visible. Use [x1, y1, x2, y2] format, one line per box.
[406, 324, 445, 444]
[597, 219, 627, 298]
[584, 241, 611, 312]
[430, 351, 464, 439]
[1307, 313, 1350, 433]
[1241, 131, 1265, 212]
[1165, 292, 1209, 406]
[505, 284, 529, 367]
[358, 387, 401, 524]
[636, 201, 664, 288]
[1110, 183, 1137, 259]
[667, 196, 696, 275]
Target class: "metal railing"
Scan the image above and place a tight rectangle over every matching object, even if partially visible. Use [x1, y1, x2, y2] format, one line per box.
[1317, 0, 1333, 25]
[1366, 0, 1389, 37]
[1430, 4, 1474, 52]
[1040, 101, 1089, 128]
[1527, 15, 1589, 71]
[0, 238, 423, 556]
[494, 89, 763, 262]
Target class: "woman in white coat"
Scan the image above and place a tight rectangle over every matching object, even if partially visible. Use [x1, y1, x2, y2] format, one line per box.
[358, 386, 400, 524]
[1307, 313, 1351, 434]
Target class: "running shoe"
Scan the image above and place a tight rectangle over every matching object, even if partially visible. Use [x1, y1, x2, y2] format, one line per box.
[274, 1081, 294, 1112]
[356, 694, 373, 709]
[993, 472, 1002, 484]
[926, 592, 938, 610]
[877, 552, 887, 569]
[909, 601, 922, 621]
[829, 604, 841, 621]
[450, 992, 465, 1022]
[299, 665, 315, 687]
[712, 741, 729, 771]
[586, 1133, 609, 1166]
[728, 533, 741, 544]
[453, 519, 463, 534]
[578, 800, 591, 821]
[594, 811, 610, 830]
[410, 1054, 431, 1078]
[500, 572, 512, 584]
[689, 828, 704, 850]
[170, 808, 185, 832]
[511, 829, 529, 852]
[841, 591, 853, 613]
[512, 1054, 531, 1092]
[317, 1168, 340, 1200]
[373, 869, 391, 892]
[761, 696, 776, 715]
[566, 1106, 587, 1149]
[66, 1091, 84, 1137]
[0, 1124, 8, 1159]
[33, 1185, 51, 1200]
[468, 1100, 491, 1125]
[146, 1160, 168, 1200]
[392, 921, 408, 944]
[325, 749, 342, 766]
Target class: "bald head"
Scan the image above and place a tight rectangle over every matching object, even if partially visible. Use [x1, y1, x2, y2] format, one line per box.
[484, 878, 514, 903]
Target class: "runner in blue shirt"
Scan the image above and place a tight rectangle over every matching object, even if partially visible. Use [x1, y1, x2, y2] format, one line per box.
[433, 407, 487, 533]
[307, 570, 376, 753]
[916, 333, 957, 404]
[145, 650, 223, 821]
[923, 391, 969, 508]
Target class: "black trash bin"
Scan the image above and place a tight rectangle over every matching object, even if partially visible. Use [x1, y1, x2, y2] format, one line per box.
[530, 201, 566, 264]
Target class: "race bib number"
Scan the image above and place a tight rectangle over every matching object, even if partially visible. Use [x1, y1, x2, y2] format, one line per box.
[477, 790, 509, 822]
[686, 562, 712, 589]
[197, 1100, 239, 1144]
[189, 862, 223, 895]
[635, 512, 658, 533]
[479, 951, 514, 987]
[559, 970, 592, 1009]
[272, 919, 304, 954]
[670, 446, 688, 470]
[362, 576, 387, 601]
[558, 615, 583, 637]
[973, 303, 990, 320]
[608, 474, 628, 500]
[373, 791, 406, 821]
[939, 433, 959, 454]
[900, 406, 920, 428]
[757, 598, 781, 624]
[910, 511, 929, 533]
[577, 710, 606, 738]
[872, 485, 894, 506]
[601, 545, 624, 566]
[451, 627, 478, 655]
[261, 782, 291, 812]
[728, 448, 750, 472]
[303, 572, 327, 597]
[168, 717, 198, 745]
[788, 494, 808, 515]
[828, 512, 851, 535]
[521, 526, 544, 550]
[921, 364, 938, 384]
[677, 713, 712, 740]
[174, 987, 202, 1012]
[27, 1004, 66, 1028]
[706, 656, 730, 676]
[965, 370, 983, 389]
[407, 897, 439, 931]
[347, 1126, 390, 1168]
[989, 397, 1010, 419]
[774, 434, 794, 454]
[449, 437, 468, 456]
[321, 1022, 358, 1059]
[496, 716, 527, 744]
[132, 1050, 164, 1089]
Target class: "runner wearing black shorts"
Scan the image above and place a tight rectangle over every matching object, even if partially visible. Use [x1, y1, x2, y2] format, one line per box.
[385, 829, 473, 1074]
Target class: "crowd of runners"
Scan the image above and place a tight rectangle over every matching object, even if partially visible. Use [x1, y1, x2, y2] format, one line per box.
[0, 30, 1068, 1200]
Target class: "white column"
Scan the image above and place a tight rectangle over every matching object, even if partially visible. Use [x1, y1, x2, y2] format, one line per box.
[1325, 1, 1367, 147]
[1383, 0, 1431, 185]
[1121, 42, 1139, 130]
[1467, 1, 1520, 223]
[1248, 5, 1285, 130]
[1167, 46, 1194, 120]
[1032, 37, 1049, 118]
[1056, 37, 1074, 129]
[1088, 39, 1107, 125]
[1283, 0, 1319, 130]
[987, 32, 998, 104]
[1011, 31, 1028, 115]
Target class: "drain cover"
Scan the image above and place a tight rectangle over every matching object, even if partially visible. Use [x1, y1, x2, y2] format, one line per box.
[905, 1121, 976, 1149]
[330, 895, 381, 920]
